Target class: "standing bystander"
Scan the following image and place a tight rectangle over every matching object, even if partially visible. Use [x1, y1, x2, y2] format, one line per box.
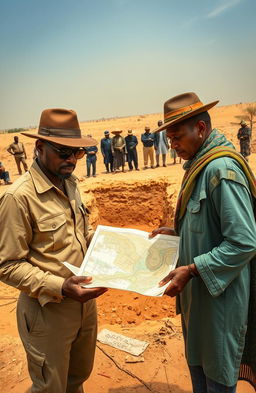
[141, 126, 155, 169]
[125, 129, 139, 171]
[7, 135, 28, 174]
[85, 135, 98, 177]
[111, 130, 126, 173]
[237, 120, 251, 161]
[154, 120, 169, 167]
[100, 130, 113, 173]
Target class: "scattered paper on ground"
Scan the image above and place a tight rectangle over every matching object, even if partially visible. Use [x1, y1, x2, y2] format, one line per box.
[97, 328, 149, 356]
[73, 225, 179, 296]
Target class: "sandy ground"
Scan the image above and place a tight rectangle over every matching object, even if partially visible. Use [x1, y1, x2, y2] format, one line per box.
[0, 103, 255, 393]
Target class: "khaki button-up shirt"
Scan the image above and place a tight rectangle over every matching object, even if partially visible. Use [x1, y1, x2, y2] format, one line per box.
[0, 160, 93, 306]
[8, 142, 26, 156]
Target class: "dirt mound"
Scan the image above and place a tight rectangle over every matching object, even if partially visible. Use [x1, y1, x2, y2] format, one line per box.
[97, 290, 176, 326]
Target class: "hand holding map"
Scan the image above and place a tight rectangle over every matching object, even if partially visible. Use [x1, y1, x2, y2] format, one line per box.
[64, 225, 179, 297]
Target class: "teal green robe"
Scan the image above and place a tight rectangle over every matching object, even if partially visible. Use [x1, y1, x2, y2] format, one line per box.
[178, 156, 256, 386]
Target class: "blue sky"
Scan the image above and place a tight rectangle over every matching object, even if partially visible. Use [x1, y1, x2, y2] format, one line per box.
[0, 0, 255, 129]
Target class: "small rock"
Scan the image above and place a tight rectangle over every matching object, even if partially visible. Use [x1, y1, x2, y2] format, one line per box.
[125, 355, 144, 363]
[115, 318, 122, 324]
[159, 327, 168, 335]
[127, 319, 135, 324]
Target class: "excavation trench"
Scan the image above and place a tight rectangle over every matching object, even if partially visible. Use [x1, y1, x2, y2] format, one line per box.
[80, 178, 178, 326]
[82, 179, 177, 231]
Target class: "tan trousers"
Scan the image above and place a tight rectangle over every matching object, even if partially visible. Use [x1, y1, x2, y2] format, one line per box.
[17, 292, 97, 393]
[15, 155, 28, 174]
[143, 146, 154, 167]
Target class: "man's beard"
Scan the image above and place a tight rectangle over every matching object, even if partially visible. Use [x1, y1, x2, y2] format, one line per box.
[54, 164, 75, 180]
[55, 172, 72, 180]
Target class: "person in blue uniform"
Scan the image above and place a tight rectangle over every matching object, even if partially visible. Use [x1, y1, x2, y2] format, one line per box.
[100, 130, 113, 173]
[84, 135, 98, 177]
[141, 126, 154, 169]
[125, 129, 139, 171]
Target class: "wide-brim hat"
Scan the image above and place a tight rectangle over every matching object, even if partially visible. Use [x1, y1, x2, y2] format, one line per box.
[127, 129, 133, 134]
[111, 129, 123, 135]
[154, 92, 219, 133]
[240, 120, 247, 126]
[22, 108, 98, 147]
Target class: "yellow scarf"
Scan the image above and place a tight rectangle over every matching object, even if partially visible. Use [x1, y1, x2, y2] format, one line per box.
[174, 147, 256, 233]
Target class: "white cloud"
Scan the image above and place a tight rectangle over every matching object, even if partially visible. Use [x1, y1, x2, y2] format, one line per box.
[206, 0, 241, 18]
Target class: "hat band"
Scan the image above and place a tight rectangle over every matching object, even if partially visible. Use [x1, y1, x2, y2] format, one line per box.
[39, 127, 81, 138]
[164, 101, 203, 123]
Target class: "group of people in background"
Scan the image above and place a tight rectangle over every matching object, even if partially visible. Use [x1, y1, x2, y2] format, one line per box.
[96, 120, 183, 177]
[59, 118, 252, 177]
[0, 119, 252, 183]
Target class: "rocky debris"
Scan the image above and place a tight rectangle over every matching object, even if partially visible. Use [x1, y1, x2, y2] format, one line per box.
[152, 319, 181, 345]
[125, 355, 144, 363]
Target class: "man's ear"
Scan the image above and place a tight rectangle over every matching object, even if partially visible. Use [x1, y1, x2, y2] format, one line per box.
[197, 120, 207, 137]
[35, 140, 44, 154]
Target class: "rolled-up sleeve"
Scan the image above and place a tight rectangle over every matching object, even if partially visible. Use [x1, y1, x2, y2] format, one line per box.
[0, 193, 65, 306]
[194, 179, 256, 297]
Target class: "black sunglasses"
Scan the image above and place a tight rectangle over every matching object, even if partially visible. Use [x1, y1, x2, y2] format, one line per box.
[44, 141, 86, 160]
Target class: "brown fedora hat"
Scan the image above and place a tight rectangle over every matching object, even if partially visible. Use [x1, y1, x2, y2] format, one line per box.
[154, 92, 219, 133]
[22, 108, 98, 147]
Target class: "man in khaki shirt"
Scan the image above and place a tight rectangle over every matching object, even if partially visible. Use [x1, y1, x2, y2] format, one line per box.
[7, 135, 28, 174]
[0, 108, 107, 393]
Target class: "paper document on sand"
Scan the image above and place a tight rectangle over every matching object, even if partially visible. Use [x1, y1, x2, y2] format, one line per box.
[97, 328, 149, 356]
[64, 225, 179, 297]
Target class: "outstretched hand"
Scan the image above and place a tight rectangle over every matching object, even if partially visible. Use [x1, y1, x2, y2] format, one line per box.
[149, 226, 176, 239]
[62, 275, 108, 303]
[159, 266, 192, 297]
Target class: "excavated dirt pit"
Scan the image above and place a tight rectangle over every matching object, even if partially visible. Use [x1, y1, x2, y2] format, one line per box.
[81, 179, 178, 326]
[83, 178, 177, 230]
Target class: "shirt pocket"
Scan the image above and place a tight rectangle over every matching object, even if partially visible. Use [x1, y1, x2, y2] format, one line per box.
[77, 203, 89, 237]
[35, 213, 69, 252]
[186, 191, 207, 233]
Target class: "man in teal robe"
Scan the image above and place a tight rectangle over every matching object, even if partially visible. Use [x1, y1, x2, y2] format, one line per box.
[150, 92, 256, 393]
